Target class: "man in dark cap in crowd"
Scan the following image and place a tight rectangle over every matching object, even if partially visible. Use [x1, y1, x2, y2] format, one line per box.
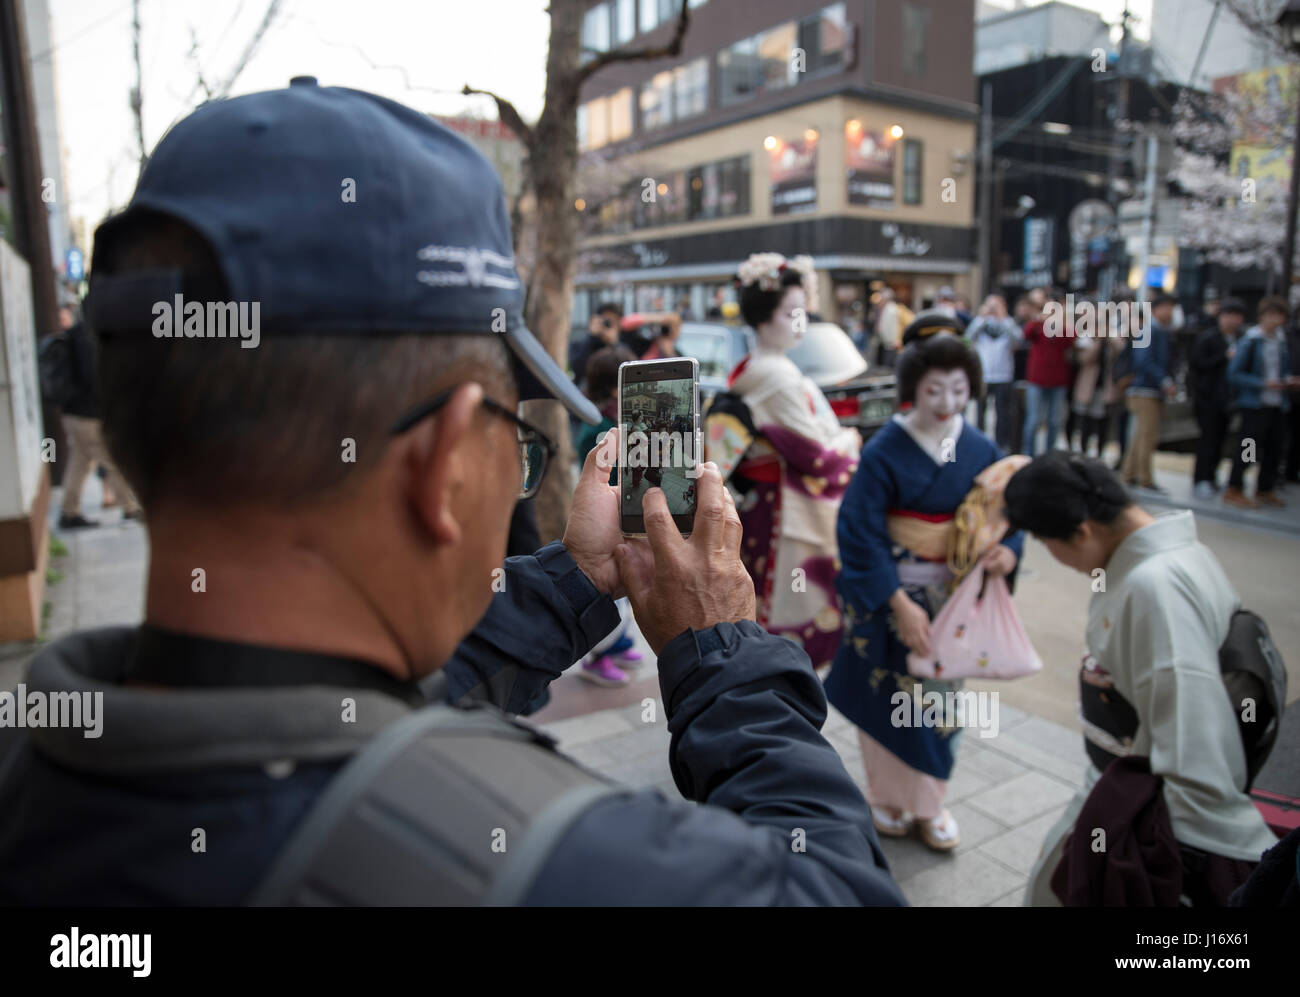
[0, 79, 903, 907]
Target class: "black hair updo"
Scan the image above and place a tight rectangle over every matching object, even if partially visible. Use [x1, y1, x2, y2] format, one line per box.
[1003, 451, 1132, 540]
[896, 332, 983, 405]
[737, 267, 806, 328]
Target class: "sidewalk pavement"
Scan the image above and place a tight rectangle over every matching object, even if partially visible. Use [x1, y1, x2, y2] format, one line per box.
[1138, 452, 1300, 537]
[2, 479, 1088, 907]
[536, 683, 1083, 907]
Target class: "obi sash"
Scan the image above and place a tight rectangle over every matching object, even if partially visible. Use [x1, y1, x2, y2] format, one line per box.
[886, 508, 953, 562]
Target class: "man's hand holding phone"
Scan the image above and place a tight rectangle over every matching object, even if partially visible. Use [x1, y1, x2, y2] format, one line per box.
[614, 463, 756, 655]
[564, 427, 628, 598]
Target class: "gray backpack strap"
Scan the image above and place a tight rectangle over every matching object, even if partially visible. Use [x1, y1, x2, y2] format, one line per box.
[248, 704, 626, 906]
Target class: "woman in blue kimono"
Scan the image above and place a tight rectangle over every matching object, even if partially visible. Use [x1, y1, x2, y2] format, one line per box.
[825, 329, 1023, 851]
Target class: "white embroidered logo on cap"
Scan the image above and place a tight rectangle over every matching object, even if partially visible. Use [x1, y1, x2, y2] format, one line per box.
[416, 244, 519, 289]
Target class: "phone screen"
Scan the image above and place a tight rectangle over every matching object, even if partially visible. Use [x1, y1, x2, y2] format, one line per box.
[619, 358, 700, 536]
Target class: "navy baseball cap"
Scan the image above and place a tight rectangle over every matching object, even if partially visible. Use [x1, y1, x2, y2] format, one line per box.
[89, 76, 599, 424]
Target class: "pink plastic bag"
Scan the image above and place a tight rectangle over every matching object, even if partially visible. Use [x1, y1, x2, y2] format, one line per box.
[906, 566, 1042, 680]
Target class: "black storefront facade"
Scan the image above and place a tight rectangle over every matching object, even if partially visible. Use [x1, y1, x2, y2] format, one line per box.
[575, 214, 975, 329]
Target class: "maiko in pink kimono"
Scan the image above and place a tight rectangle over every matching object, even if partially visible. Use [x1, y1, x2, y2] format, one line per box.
[705, 254, 861, 668]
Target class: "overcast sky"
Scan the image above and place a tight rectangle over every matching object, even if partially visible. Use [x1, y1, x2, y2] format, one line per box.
[44, 0, 1151, 236]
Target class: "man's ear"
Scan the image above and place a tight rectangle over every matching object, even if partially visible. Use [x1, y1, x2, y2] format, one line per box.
[405, 382, 484, 547]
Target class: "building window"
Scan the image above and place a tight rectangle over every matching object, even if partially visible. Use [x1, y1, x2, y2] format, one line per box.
[903, 4, 928, 76]
[615, 0, 635, 45]
[609, 87, 633, 142]
[582, 3, 611, 58]
[714, 155, 751, 218]
[757, 22, 798, 92]
[673, 58, 709, 120]
[620, 153, 749, 230]
[642, 0, 680, 33]
[640, 70, 674, 130]
[718, 4, 848, 106]
[577, 103, 589, 150]
[903, 139, 923, 204]
[799, 2, 848, 75]
[718, 37, 759, 105]
[590, 95, 608, 149]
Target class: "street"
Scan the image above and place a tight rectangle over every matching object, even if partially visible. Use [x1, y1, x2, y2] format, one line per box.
[8, 450, 1293, 908]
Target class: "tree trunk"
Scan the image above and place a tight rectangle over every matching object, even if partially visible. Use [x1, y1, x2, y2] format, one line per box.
[525, 0, 584, 543]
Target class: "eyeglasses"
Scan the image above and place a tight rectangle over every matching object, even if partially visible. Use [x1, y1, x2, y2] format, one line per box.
[389, 388, 556, 499]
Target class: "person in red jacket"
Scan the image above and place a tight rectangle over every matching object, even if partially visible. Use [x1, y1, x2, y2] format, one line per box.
[1021, 291, 1076, 456]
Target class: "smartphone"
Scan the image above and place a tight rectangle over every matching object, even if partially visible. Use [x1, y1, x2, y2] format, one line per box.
[618, 357, 700, 537]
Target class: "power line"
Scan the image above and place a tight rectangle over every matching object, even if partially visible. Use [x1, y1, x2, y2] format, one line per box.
[276, 10, 475, 102]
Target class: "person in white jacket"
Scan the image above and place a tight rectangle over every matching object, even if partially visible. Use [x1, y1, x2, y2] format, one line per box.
[1004, 451, 1278, 906]
[967, 293, 1021, 450]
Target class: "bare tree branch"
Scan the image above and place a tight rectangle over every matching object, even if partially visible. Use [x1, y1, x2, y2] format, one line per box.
[214, 0, 285, 99]
[186, 27, 214, 100]
[576, 0, 691, 86]
[1219, 0, 1300, 62]
[460, 85, 536, 148]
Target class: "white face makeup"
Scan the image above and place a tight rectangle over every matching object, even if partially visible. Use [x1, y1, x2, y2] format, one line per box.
[757, 286, 806, 353]
[911, 368, 970, 430]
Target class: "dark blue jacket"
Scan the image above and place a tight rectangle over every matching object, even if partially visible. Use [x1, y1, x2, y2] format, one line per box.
[1228, 327, 1292, 412]
[1129, 321, 1171, 395]
[0, 543, 904, 906]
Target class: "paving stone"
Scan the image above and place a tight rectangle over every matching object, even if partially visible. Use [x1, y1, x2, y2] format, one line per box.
[976, 805, 1071, 877]
[956, 740, 1031, 784]
[981, 730, 1089, 787]
[944, 762, 994, 806]
[539, 707, 636, 749]
[823, 704, 853, 737]
[992, 700, 1031, 731]
[948, 800, 1010, 853]
[593, 725, 671, 763]
[1006, 715, 1090, 764]
[899, 848, 1026, 907]
[877, 832, 955, 884]
[825, 729, 864, 769]
[603, 753, 673, 789]
[965, 770, 1079, 828]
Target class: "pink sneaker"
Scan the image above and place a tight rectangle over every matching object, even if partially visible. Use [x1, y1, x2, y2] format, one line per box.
[579, 655, 629, 687]
[614, 648, 644, 666]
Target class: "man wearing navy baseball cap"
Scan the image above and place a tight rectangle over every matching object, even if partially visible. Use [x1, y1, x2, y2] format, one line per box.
[0, 80, 902, 907]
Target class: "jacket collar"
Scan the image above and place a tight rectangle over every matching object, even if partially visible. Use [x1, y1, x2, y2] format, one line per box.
[19, 627, 415, 774]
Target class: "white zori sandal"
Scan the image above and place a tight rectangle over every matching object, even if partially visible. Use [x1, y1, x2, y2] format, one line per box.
[872, 807, 914, 837]
[918, 809, 960, 851]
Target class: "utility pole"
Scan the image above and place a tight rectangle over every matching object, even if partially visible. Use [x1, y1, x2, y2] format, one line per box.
[130, 0, 145, 177]
[1135, 130, 1158, 304]
[1102, 2, 1135, 299]
[978, 81, 994, 296]
[1281, 76, 1300, 305]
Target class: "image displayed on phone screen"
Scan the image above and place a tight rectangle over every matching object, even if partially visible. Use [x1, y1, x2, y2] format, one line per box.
[620, 365, 698, 532]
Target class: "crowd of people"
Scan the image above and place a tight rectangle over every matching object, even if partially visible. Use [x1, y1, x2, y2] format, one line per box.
[6, 81, 1294, 909]
[855, 285, 1300, 505]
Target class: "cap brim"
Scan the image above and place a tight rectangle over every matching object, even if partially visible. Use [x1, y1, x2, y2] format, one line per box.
[505, 323, 600, 424]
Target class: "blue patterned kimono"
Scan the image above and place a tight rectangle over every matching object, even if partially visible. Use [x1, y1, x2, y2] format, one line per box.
[824, 417, 1023, 780]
